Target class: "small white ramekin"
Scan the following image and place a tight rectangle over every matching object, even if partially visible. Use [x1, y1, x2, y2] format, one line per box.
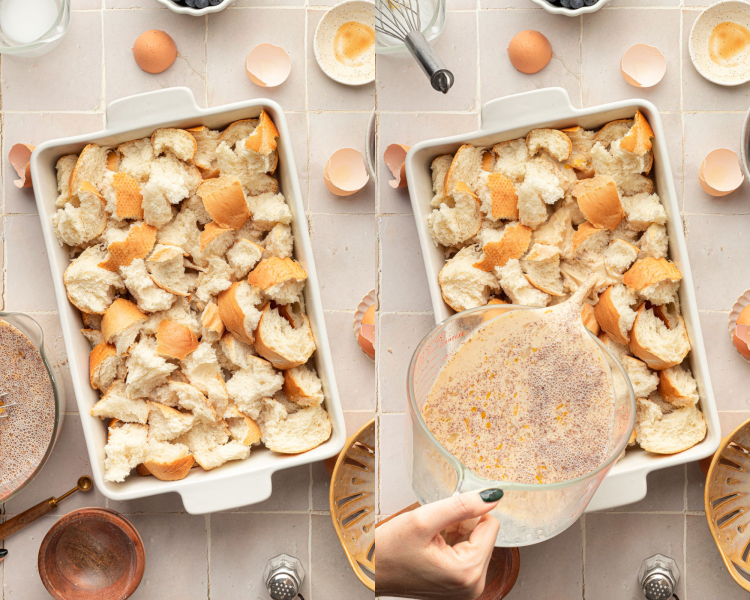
[155, 0, 237, 15]
[528, 0, 612, 16]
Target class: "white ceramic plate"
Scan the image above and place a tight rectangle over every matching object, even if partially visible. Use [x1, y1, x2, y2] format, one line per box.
[314, 0, 376, 86]
[155, 0, 237, 15]
[689, 0, 750, 86]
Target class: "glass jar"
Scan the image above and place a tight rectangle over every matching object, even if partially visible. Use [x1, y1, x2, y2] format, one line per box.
[0, 0, 71, 58]
[406, 304, 636, 547]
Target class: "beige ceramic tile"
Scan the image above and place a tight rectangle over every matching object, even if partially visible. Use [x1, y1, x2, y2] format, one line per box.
[686, 514, 749, 599]
[379, 413, 417, 514]
[236, 0, 304, 6]
[237, 464, 311, 512]
[1, 11, 103, 111]
[3, 415, 107, 516]
[73, 0, 103, 7]
[307, 10, 375, 111]
[284, 111, 309, 207]
[719, 411, 750, 435]
[697, 312, 750, 411]
[505, 520, 582, 600]
[32, 312, 76, 413]
[377, 112, 479, 215]
[207, 8, 306, 111]
[608, 0, 677, 6]
[606, 465, 685, 513]
[582, 9, 681, 111]
[379, 215, 433, 312]
[109, 492, 187, 514]
[322, 311, 376, 411]
[3, 514, 64, 598]
[309, 112, 375, 214]
[659, 112, 684, 200]
[210, 512, 311, 598]
[4, 215, 58, 312]
[104, 9, 207, 107]
[585, 513, 685, 599]
[128, 514, 208, 599]
[686, 215, 750, 312]
[682, 11, 750, 111]
[684, 113, 750, 215]
[311, 515, 372, 599]
[480, 0, 530, 8]
[3, 112, 104, 215]
[686, 460, 705, 512]
[310, 214, 377, 310]
[378, 313, 434, 413]
[106, 0, 162, 6]
[480, 10, 582, 109]
[376, 11, 478, 112]
[312, 411, 375, 510]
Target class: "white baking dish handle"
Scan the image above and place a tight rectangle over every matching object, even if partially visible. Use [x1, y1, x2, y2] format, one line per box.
[585, 468, 648, 512]
[178, 468, 275, 514]
[481, 87, 579, 131]
[106, 87, 202, 130]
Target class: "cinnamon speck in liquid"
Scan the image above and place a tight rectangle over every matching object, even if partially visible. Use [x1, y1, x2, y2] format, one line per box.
[422, 292, 614, 485]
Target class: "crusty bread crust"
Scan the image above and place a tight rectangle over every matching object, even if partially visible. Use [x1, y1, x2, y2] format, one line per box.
[473, 223, 532, 272]
[200, 221, 234, 253]
[623, 257, 682, 291]
[619, 110, 654, 156]
[571, 222, 604, 254]
[572, 175, 623, 231]
[89, 342, 118, 390]
[629, 305, 690, 370]
[197, 175, 249, 230]
[156, 319, 199, 360]
[254, 303, 315, 370]
[217, 282, 254, 345]
[144, 454, 194, 481]
[98, 223, 157, 272]
[526, 128, 573, 162]
[594, 286, 630, 344]
[487, 173, 519, 220]
[102, 298, 147, 343]
[244, 110, 279, 155]
[112, 172, 143, 220]
[581, 303, 600, 335]
[247, 257, 307, 289]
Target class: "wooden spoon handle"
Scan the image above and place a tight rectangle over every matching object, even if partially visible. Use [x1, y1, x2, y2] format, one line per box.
[0, 498, 55, 540]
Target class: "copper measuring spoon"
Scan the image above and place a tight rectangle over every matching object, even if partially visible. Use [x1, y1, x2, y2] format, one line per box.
[0, 476, 93, 541]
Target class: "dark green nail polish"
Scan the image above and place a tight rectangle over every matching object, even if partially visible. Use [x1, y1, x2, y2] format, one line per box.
[480, 488, 504, 502]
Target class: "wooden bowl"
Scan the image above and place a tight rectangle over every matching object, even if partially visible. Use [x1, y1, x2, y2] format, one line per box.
[38, 508, 145, 600]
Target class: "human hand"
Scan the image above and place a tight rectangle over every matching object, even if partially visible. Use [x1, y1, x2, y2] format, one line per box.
[375, 489, 503, 600]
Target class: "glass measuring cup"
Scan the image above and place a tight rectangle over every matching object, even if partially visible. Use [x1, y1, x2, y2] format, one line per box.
[406, 304, 636, 547]
[374, 0, 445, 54]
[0, 312, 66, 502]
[0, 0, 71, 58]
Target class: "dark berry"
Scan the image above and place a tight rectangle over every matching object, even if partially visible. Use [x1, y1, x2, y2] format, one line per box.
[583, 0, 597, 5]
[185, 0, 195, 6]
[560, 0, 571, 7]
[195, 0, 209, 6]
[570, 0, 584, 8]
[209, 0, 223, 4]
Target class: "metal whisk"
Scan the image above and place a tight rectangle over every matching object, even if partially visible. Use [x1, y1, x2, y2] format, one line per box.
[0, 392, 17, 419]
[375, 0, 454, 94]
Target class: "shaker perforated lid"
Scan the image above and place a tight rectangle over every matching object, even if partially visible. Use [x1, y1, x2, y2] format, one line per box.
[264, 553, 305, 600]
[638, 554, 680, 600]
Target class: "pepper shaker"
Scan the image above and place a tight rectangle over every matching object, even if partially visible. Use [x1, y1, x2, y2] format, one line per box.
[264, 553, 306, 600]
[638, 554, 680, 600]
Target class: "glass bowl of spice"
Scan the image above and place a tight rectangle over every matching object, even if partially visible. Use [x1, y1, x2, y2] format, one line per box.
[0, 312, 66, 503]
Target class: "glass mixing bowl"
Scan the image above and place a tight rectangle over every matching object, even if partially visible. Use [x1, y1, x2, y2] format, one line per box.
[375, 0, 445, 54]
[406, 304, 636, 547]
[0, 311, 66, 502]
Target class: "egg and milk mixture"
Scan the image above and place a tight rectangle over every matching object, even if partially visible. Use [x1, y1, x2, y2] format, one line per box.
[422, 290, 615, 485]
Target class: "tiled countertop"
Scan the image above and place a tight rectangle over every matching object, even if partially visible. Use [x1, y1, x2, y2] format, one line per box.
[0, 0, 749, 599]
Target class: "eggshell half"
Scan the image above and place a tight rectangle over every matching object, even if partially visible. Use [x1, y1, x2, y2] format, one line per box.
[354, 289, 376, 361]
[132, 30, 177, 74]
[620, 44, 667, 88]
[384, 144, 410, 189]
[245, 43, 291, 88]
[324, 148, 369, 196]
[507, 30, 552, 75]
[9, 143, 35, 189]
[729, 290, 750, 362]
[699, 148, 744, 196]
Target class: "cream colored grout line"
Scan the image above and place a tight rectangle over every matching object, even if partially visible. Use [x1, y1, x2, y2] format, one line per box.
[581, 514, 586, 599]
[205, 514, 212, 600]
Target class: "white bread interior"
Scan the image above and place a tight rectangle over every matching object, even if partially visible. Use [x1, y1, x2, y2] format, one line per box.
[226, 238, 263, 278]
[142, 438, 194, 481]
[181, 342, 229, 415]
[621, 193, 667, 231]
[69, 144, 109, 195]
[604, 239, 639, 275]
[263, 223, 294, 260]
[262, 404, 332, 454]
[104, 422, 148, 482]
[254, 304, 316, 370]
[438, 246, 502, 312]
[639, 224, 668, 260]
[53, 182, 108, 247]
[226, 355, 284, 419]
[64, 245, 127, 314]
[91, 381, 149, 424]
[635, 395, 706, 454]
[152, 128, 198, 162]
[629, 305, 691, 370]
[430, 155, 453, 207]
[118, 138, 154, 183]
[620, 355, 659, 398]
[126, 337, 178, 399]
[283, 363, 325, 408]
[495, 258, 550, 307]
[658, 363, 699, 408]
[148, 402, 195, 441]
[444, 144, 484, 195]
[427, 182, 483, 247]
[594, 284, 637, 344]
[193, 440, 251, 470]
[521, 243, 563, 296]
[526, 128, 573, 162]
[120, 259, 176, 313]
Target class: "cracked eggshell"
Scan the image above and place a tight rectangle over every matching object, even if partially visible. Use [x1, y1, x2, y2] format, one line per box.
[324, 148, 369, 196]
[245, 43, 291, 88]
[384, 144, 410, 189]
[620, 44, 666, 88]
[354, 289, 376, 360]
[699, 148, 744, 196]
[9, 143, 35, 189]
[729, 290, 750, 361]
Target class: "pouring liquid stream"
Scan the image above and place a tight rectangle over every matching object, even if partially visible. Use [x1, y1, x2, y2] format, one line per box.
[422, 280, 615, 485]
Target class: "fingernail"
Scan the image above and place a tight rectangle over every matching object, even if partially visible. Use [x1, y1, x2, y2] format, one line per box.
[480, 488, 503, 502]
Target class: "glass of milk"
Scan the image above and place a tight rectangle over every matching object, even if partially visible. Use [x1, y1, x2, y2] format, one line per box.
[0, 0, 70, 57]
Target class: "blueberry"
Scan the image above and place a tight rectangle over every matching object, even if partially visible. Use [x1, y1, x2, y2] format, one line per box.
[583, 0, 597, 4]
[570, 0, 584, 8]
[195, 0, 209, 6]
[560, 0, 571, 7]
[209, 0, 223, 4]
[184, 0, 195, 6]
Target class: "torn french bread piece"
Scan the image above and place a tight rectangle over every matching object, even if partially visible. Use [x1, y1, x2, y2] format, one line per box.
[91, 381, 149, 424]
[438, 246, 502, 312]
[217, 280, 265, 345]
[147, 402, 195, 441]
[104, 422, 148, 482]
[262, 404, 332, 454]
[635, 394, 706, 454]
[151, 128, 198, 162]
[63, 245, 127, 314]
[102, 298, 147, 356]
[254, 303, 316, 370]
[142, 439, 194, 481]
[89, 342, 124, 393]
[593, 285, 638, 345]
[246, 257, 307, 305]
[427, 181, 483, 247]
[283, 363, 325, 408]
[53, 181, 108, 247]
[126, 337, 178, 399]
[629, 304, 690, 370]
[658, 363, 700, 408]
[623, 257, 681, 306]
[521, 243, 564, 297]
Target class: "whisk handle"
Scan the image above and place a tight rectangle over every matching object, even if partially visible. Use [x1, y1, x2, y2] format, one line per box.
[404, 31, 454, 94]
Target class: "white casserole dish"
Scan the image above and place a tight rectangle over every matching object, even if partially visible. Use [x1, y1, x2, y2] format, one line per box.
[29, 87, 346, 514]
[404, 87, 721, 511]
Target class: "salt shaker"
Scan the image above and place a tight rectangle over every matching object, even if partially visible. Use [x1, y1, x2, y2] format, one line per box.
[638, 554, 680, 600]
[263, 553, 306, 600]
